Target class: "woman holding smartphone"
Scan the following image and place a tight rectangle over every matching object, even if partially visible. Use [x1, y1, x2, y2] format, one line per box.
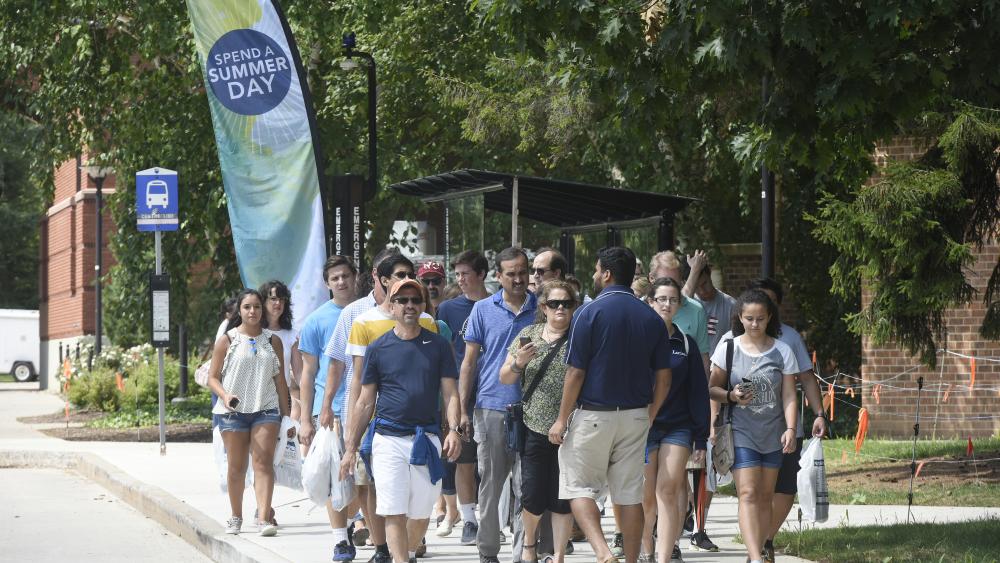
[499, 280, 579, 563]
[707, 289, 798, 563]
[207, 288, 291, 537]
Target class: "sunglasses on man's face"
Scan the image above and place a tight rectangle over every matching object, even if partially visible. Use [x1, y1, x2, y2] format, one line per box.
[393, 296, 425, 306]
[420, 277, 444, 286]
[391, 271, 417, 280]
[544, 299, 576, 310]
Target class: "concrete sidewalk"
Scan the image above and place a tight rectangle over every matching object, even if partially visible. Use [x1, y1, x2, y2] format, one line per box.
[2, 390, 997, 562]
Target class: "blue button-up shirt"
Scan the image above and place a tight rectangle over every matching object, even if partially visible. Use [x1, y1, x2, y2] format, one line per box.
[566, 284, 672, 408]
[464, 289, 538, 411]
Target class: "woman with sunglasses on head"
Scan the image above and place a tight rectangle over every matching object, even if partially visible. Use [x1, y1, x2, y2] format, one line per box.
[259, 280, 303, 421]
[207, 288, 292, 537]
[639, 278, 710, 563]
[499, 279, 579, 563]
[707, 289, 798, 563]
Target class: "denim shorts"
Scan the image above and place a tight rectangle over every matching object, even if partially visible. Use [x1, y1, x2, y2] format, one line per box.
[217, 408, 281, 433]
[733, 446, 783, 470]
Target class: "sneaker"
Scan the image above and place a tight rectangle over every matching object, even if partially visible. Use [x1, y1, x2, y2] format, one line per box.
[415, 537, 427, 558]
[670, 545, 684, 562]
[352, 525, 370, 547]
[611, 532, 625, 557]
[763, 539, 775, 563]
[460, 521, 479, 545]
[224, 516, 242, 535]
[479, 556, 500, 563]
[639, 553, 656, 563]
[368, 552, 392, 563]
[436, 517, 459, 537]
[333, 540, 356, 561]
[565, 540, 574, 555]
[690, 531, 719, 552]
[683, 505, 694, 535]
[258, 520, 278, 537]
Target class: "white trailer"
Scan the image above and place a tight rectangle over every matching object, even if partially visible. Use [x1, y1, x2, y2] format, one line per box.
[0, 309, 40, 382]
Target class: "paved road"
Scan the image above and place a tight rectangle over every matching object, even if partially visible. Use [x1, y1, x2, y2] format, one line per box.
[0, 468, 209, 562]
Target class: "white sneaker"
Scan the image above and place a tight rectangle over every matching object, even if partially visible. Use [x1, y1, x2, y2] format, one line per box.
[436, 517, 458, 537]
[225, 516, 242, 535]
[258, 520, 278, 537]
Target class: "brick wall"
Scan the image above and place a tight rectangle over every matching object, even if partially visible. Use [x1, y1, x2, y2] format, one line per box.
[861, 137, 1000, 438]
[40, 156, 117, 341]
[718, 243, 801, 329]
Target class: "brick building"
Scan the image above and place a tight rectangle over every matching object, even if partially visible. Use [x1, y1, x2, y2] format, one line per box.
[37, 156, 117, 389]
[860, 138, 1000, 438]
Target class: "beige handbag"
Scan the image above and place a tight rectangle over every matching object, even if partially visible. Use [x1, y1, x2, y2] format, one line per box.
[711, 339, 735, 476]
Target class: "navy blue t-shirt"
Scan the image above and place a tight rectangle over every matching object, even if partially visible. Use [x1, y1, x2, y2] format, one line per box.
[436, 295, 477, 365]
[566, 285, 672, 408]
[653, 325, 711, 450]
[362, 328, 458, 428]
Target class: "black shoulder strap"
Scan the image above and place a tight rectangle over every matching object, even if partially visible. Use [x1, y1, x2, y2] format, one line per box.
[523, 336, 567, 404]
[725, 338, 735, 424]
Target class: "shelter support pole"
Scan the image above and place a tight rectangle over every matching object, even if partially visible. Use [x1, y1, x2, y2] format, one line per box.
[444, 202, 451, 278]
[511, 176, 519, 247]
[657, 213, 674, 251]
[606, 225, 621, 248]
[560, 231, 575, 276]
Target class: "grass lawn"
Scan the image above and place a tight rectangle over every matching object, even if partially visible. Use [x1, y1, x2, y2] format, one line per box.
[718, 437, 1000, 507]
[0, 373, 12, 382]
[774, 518, 1000, 562]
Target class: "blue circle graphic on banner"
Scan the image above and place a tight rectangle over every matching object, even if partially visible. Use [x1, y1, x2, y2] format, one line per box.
[206, 29, 292, 116]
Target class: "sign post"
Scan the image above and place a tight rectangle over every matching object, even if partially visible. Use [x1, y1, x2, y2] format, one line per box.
[136, 167, 178, 456]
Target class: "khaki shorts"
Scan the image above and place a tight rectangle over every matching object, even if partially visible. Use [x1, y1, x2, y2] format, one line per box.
[558, 407, 649, 505]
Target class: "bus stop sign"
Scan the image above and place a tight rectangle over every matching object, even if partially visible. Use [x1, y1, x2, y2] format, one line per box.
[136, 168, 179, 232]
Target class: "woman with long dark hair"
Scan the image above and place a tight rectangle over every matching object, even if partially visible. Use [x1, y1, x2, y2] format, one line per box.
[207, 288, 291, 537]
[259, 280, 302, 420]
[707, 290, 798, 563]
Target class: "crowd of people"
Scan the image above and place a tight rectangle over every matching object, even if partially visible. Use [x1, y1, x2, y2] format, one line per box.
[205, 244, 828, 563]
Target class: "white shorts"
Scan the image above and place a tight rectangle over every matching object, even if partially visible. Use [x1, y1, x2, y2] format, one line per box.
[371, 433, 442, 518]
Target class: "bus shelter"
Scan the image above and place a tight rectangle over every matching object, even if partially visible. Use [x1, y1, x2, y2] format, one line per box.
[389, 169, 697, 273]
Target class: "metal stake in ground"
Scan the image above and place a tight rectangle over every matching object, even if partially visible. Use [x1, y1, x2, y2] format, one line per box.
[906, 375, 925, 524]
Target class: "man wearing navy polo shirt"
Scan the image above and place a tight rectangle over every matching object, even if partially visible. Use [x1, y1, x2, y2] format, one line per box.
[458, 247, 537, 563]
[550, 246, 672, 563]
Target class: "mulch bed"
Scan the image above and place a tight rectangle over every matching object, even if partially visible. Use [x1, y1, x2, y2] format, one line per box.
[37, 423, 212, 443]
[17, 409, 105, 425]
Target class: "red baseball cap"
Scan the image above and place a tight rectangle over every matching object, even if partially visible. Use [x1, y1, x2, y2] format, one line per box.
[417, 261, 446, 279]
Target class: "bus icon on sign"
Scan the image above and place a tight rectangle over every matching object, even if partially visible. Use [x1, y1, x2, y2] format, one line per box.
[146, 180, 169, 209]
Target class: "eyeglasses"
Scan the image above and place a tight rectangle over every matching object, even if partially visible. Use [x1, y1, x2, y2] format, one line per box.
[420, 277, 444, 286]
[653, 296, 681, 305]
[248, 337, 258, 355]
[392, 296, 425, 305]
[543, 299, 576, 310]
[267, 296, 286, 303]
[391, 271, 417, 280]
[532, 268, 551, 276]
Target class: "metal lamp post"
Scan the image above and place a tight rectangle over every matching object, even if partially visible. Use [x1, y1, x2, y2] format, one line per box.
[340, 32, 377, 271]
[81, 164, 113, 357]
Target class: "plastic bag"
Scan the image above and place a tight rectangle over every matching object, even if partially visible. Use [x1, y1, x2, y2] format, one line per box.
[797, 437, 829, 523]
[328, 429, 356, 511]
[213, 426, 253, 493]
[273, 417, 303, 490]
[302, 425, 334, 505]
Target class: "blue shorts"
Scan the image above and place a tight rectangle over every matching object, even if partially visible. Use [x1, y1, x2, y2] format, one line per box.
[646, 427, 692, 462]
[733, 446, 783, 470]
[217, 408, 281, 433]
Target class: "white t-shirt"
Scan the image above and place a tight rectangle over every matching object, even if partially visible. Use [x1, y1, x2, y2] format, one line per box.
[271, 328, 298, 389]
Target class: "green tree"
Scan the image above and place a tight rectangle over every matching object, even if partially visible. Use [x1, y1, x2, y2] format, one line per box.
[0, 111, 46, 309]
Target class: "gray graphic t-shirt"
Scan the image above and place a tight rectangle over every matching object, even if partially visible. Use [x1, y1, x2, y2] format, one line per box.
[711, 336, 799, 453]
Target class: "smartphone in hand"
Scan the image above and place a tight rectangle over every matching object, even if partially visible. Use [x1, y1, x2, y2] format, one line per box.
[519, 336, 531, 347]
[228, 396, 240, 409]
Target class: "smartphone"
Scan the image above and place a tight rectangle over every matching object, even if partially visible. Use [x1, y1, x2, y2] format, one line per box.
[519, 336, 531, 347]
[738, 378, 754, 397]
[228, 396, 240, 409]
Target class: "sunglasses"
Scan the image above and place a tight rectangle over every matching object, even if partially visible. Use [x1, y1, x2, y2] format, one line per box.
[248, 337, 258, 355]
[532, 268, 551, 276]
[391, 271, 417, 280]
[420, 277, 444, 286]
[544, 299, 576, 310]
[393, 296, 425, 305]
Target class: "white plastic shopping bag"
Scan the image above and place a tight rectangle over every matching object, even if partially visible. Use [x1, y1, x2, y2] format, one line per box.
[329, 429, 356, 511]
[273, 417, 303, 490]
[797, 437, 829, 523]
[213, 425, 252, 493]
[302, 426, 334, 505]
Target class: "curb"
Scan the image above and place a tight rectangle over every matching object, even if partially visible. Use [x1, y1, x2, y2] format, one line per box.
[0, 449, 290, 563]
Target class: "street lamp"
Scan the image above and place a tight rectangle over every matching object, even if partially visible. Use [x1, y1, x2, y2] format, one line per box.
[341, 32, 377, 202]
[81, 163, 113, 357]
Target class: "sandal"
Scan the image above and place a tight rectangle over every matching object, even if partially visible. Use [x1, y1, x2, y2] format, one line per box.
[521, 543, 538, 563]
